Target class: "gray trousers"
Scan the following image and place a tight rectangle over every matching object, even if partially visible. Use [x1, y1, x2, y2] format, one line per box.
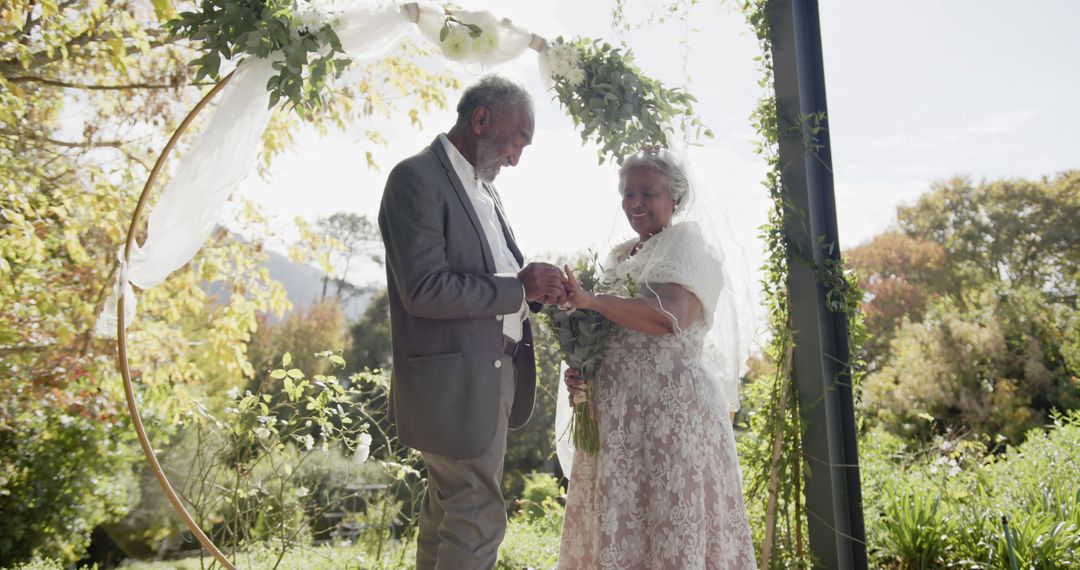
[416, 354, 515, 570]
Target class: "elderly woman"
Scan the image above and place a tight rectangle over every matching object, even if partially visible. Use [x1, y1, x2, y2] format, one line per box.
[557, 150, 756, 569]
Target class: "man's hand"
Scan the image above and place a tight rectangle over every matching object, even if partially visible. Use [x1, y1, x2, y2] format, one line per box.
[518, 262, 567, 305]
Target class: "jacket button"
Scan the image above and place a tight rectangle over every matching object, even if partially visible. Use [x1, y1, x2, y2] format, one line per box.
[494, 360, 502, 369]
[495, 314, 503, 321]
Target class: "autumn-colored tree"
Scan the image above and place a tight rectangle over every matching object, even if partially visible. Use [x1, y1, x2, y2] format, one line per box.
[853, 172, 1080, 444]
[845, 232, 950, 365]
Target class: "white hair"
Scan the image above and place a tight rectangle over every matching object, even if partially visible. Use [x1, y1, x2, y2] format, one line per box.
[618, 149, 692, 206]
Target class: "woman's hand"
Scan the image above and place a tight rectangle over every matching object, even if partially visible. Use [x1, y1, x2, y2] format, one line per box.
[563, 367, 587, 407]
[562, 265, 596, 310]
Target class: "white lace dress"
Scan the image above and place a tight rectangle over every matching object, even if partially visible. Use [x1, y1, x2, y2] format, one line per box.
[558, 222, 756, 569]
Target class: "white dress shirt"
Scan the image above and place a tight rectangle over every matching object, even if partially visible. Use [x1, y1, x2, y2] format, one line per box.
[439, 134, 528, 342]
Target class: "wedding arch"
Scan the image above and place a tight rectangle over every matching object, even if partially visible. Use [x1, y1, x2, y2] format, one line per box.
[97, 1, 866, 568]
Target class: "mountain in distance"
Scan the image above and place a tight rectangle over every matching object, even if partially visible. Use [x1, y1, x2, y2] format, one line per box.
[263, 247, 377, 322]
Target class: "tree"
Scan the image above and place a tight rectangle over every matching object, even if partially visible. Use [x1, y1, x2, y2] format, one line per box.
[845, 232, 949, 366]
[897, 173, 1080, 300]
[1, 1, 456, 563]
[862, 285, 1080, 443]
[348, 288, 392, 372]
[854, 171, 1080, 444]
[314, 212, 382, 302]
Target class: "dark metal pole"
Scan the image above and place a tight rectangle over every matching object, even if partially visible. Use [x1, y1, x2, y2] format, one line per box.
[768, 1, 868, 567]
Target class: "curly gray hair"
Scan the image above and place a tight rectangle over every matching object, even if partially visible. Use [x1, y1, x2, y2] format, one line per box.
[456, 75, 534, 125]
[618, 148, 691, 205]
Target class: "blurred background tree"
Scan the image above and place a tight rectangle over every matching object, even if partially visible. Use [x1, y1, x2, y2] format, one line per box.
[0, 0, 454, 564]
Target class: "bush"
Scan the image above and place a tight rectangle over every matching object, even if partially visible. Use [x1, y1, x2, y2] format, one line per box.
[499, 490, 564, 570]
[0, 400, 138, 565]
[861, 412, 1080, 568]
[517, 472, 563, 521]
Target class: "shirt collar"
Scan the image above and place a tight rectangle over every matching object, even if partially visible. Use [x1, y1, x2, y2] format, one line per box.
[438, 133, 478, 186]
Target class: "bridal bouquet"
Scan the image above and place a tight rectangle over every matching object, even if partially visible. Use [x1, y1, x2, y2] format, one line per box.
[539, 256, 631, 455]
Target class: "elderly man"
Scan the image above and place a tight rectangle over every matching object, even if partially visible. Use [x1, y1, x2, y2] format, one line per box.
[378, 75, 565, 569]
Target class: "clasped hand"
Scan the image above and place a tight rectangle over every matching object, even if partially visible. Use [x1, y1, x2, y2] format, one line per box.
[517, 263, 594, 309]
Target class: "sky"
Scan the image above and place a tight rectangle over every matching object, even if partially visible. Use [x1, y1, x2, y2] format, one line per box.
[233, 0, 1080, 293]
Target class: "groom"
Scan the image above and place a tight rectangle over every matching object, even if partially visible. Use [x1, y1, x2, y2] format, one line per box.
[377, 75, 566, 569]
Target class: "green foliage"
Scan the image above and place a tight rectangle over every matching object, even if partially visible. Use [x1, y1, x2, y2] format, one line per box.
[876, 490, 952, 569]
[0, 402, 139, 565]
[538, 256, 626, 455]
[348, 289, 393, 371]
[854, 173, 1080, 446]
[248, 300, 350, 381]
[517, 472, 563, 521]
[860, 413, 1080, 568]
[173, 352, 373, 559]
[168, 0, 351, 117]
[897, 173, 1080, 298]
[545, 37, 710, 165]
[499, 492, 565, 569]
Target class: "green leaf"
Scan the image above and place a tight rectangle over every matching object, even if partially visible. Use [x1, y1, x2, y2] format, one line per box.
[286, 368, 304, 380]
[270, 369, 287, 379]
[282, 352, 292, 367]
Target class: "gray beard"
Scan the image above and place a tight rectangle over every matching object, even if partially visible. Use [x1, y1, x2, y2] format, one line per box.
[475, 136, 501, 183]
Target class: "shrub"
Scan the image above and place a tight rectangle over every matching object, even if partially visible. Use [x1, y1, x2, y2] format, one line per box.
[0, 400, 138, 565]
[861, 412, 1080, 567]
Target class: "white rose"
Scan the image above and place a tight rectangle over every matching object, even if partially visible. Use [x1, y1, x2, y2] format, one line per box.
[472, 25, 499, 56]
[441, 26, 472, 61]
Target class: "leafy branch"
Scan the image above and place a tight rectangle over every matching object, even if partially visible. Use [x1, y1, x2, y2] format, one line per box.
[167, 0, 351, 118]
[546, 37, 711, 165]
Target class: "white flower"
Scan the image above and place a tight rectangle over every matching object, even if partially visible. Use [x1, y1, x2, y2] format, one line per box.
[564, 66, 586, 87]
[302, 433, 315, 450]
[441, 26, 472, 61]
[472, 25, 499, 56]
[543, 40, 578, 79]
[353, 433, 372, 464]
[255, 427, 271, 440]
[294, 1, 330, 35]
[296, 486, 309, 498]
[226, 387, 240, 400]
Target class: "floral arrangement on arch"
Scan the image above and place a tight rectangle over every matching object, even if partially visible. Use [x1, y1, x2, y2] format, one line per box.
[541, 37, 712, 164]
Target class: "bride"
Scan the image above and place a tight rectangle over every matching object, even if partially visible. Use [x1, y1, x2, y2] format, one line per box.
[556, 149, 756, 569]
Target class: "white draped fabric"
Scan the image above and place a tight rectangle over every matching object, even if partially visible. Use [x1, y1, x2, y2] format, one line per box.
[95, 1, 549, 336]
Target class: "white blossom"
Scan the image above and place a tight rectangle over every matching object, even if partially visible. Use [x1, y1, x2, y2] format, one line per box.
[255, 427, 271, 440]
[294, 1, 331, 35]
[303, 433, 315, 450]
[565, 66, 586, 87]
[472, 25, 499, 56]
[353, 433, 372, 464]
[441, 26, 472, 61]
[226, 387, 240, 400]
[296, 486, 309, 498]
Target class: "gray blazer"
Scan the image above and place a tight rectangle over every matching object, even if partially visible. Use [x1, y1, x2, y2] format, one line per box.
[377, 137, 537, 459]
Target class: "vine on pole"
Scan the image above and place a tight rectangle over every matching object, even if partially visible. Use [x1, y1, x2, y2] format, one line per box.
[736, 1, 867, 567]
